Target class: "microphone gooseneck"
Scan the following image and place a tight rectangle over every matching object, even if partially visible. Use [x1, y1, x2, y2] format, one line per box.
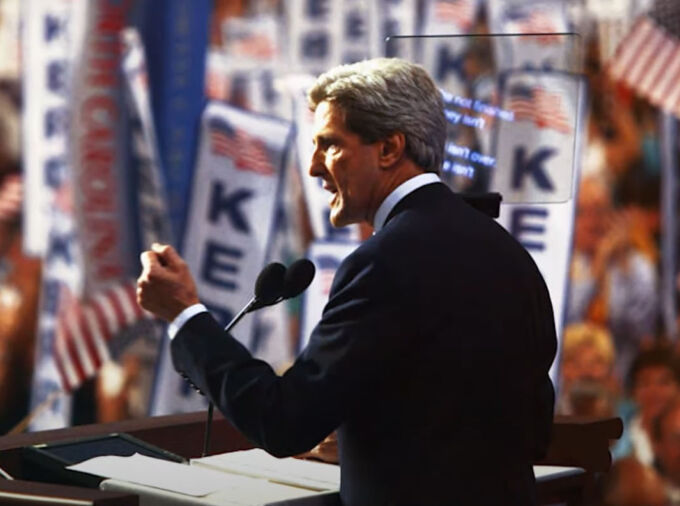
[202, 259, 314, 457]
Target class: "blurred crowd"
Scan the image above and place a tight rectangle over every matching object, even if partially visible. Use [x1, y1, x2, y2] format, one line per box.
[557, 37, 679, 504]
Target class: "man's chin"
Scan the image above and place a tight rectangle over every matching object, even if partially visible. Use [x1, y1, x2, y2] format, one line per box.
[329, 210, 351, 228]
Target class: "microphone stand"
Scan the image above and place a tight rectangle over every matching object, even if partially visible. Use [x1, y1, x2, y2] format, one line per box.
[197, 259, 309, 457]
[201, 296, 257, 457]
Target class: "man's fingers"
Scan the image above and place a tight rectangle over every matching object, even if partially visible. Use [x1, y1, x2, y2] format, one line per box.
[139, 250, 172, 282]
[151, 243, 184, 268]
[140, 251, 160, 273]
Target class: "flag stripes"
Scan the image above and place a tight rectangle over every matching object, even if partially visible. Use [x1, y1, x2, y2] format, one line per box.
[210, 126, 276, 176]
[54, 281, 149, 392]
[508, 86, 571, 134]
[434, 0, 477, 29]
[608, 16, 680, 117]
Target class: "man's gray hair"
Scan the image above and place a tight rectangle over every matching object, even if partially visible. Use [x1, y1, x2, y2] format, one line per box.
[308, 58, 446, 174]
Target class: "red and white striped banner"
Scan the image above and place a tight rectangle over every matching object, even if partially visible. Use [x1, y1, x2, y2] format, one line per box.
[54, 281, 150, 392]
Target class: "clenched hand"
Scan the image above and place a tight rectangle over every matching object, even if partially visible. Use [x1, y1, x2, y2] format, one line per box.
[137, 243, 200, 322]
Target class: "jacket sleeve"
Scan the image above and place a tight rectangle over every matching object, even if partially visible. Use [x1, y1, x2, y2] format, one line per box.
[171, 252, 410, 457]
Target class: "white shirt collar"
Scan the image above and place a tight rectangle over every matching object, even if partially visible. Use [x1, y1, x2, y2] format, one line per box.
[372, 173, 441, 232]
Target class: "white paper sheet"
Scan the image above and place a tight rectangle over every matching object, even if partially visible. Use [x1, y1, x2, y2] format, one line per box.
[534, 465, 585, 482]
[192, 449, 341, 491]
[68, 453, 247, 497]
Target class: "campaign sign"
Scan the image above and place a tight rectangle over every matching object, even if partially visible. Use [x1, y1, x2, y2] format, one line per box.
[369, 0, 418, 59]
[299, 240, 359, 350]
[183, 103, 292, 346]
[486, 0, 574, 72]
[492, 71, 582, 203]
[287, 0, 342, 74]
[22, 0, 75, 257]
[151, 103, 292, 416]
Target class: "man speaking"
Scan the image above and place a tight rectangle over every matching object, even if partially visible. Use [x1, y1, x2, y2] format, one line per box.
[137, 58, 557, 505]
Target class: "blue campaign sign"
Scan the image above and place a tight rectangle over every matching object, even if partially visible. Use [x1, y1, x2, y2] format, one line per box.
[134, 0, 211, 242]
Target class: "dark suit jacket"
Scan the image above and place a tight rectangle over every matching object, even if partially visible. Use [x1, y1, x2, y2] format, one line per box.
[172, 182, 557, 506]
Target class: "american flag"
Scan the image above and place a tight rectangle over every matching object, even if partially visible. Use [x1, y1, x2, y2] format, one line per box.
[507, 8, 562, 45]
[434, 0, 477, 31]
[507, 84, 572, 135]
[608, 0, 680, 117]
[0, 174, 22, 224]
[208, 117, 276, 176]
[229, 34, 276, 60]
[54, 281, 149, 392]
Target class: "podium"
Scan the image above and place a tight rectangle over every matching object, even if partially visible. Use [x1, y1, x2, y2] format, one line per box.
[0, 412, 622, 505]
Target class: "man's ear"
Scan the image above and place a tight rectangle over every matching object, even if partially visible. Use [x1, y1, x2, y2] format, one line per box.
[378, 132, 406, 169]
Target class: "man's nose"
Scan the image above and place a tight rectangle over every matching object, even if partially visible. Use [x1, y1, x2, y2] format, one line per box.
[308, 149, 325, 178]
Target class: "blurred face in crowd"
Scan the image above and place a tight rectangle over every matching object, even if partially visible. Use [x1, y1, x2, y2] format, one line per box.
[574, 178, 611, 255]
[656, 405, 680, 486]
[634, 366, 679, 422]
[309, 101, 384, 227]
[561, 343, 612, 386]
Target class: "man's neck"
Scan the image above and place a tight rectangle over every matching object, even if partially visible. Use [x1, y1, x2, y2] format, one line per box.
[366, 160, 425, 225]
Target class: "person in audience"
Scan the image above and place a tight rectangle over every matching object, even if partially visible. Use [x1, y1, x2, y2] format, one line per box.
[614, 345, 680, 465]
[653, 398, 680, 504]
[557, 322, 618, 416]
[568, 175, 658, 380]
[0, 81, 41, 434]
[601, 456, 668, 506]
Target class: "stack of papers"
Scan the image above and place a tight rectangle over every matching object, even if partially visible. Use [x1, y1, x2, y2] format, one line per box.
[192, 449, 341, 491]
[69, 453, 227, 496]
[69, 453, 322, 505]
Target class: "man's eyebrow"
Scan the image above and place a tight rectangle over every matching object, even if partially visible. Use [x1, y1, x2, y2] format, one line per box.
[313, 134, 333, 147]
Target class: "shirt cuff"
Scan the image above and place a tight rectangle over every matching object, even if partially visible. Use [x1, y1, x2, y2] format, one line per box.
[168, 303, 208, 340]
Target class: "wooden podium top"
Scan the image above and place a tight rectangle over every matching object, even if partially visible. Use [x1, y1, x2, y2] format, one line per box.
[0, 412, 623, 505]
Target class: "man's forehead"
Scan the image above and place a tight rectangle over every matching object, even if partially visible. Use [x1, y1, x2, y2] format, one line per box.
[312, 101, 345, 132]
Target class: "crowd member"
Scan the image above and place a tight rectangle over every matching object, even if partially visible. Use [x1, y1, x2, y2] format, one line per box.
[0, 82, 41, 434]
[137, 58, 557, 505]
[556, 322, 617, 416]
[568, 175, 658, 380]
[653, 398, 680, 504]
[613, 345, 680, 465]
[601, 456, 668, 506]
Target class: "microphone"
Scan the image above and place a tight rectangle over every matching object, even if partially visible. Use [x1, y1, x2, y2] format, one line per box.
[202, 259, 314, 457]
[241, 262, 287, 318]
[281, 258, 315, 299]
[246, 259, 316, 314]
